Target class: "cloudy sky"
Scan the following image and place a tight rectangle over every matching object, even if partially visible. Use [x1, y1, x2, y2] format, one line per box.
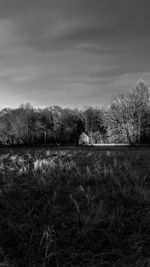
[0, 0, 150, 109]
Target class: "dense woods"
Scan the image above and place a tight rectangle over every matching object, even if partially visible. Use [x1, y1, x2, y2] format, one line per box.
[0, 80, 150, 145]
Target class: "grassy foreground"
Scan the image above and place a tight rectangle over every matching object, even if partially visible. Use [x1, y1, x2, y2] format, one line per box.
[0, 148, 150, 266]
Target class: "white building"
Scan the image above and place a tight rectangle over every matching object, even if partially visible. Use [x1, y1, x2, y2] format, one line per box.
[78, 132, 89, 145]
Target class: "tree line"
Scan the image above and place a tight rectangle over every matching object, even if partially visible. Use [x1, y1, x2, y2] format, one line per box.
[0, 80, 150, 145]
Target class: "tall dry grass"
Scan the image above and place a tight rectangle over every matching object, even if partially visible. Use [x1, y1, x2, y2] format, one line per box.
[0, 149, 150, 266]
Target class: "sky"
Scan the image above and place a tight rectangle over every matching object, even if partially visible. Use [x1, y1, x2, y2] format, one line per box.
[0, 0, 150, 109]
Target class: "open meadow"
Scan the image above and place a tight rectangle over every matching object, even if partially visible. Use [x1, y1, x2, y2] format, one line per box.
[0, 147, 150, 266]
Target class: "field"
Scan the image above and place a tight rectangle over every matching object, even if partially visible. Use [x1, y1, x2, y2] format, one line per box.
[0, 147, 150, 267]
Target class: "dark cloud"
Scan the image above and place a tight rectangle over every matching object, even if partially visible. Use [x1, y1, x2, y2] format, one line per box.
[0, 0, 150, 108]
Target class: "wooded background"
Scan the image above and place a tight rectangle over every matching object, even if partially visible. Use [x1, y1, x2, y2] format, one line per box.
[0, 80, 150, 145]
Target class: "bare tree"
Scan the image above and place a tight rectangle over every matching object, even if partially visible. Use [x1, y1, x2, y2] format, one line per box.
[106, 80, 150, 144]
